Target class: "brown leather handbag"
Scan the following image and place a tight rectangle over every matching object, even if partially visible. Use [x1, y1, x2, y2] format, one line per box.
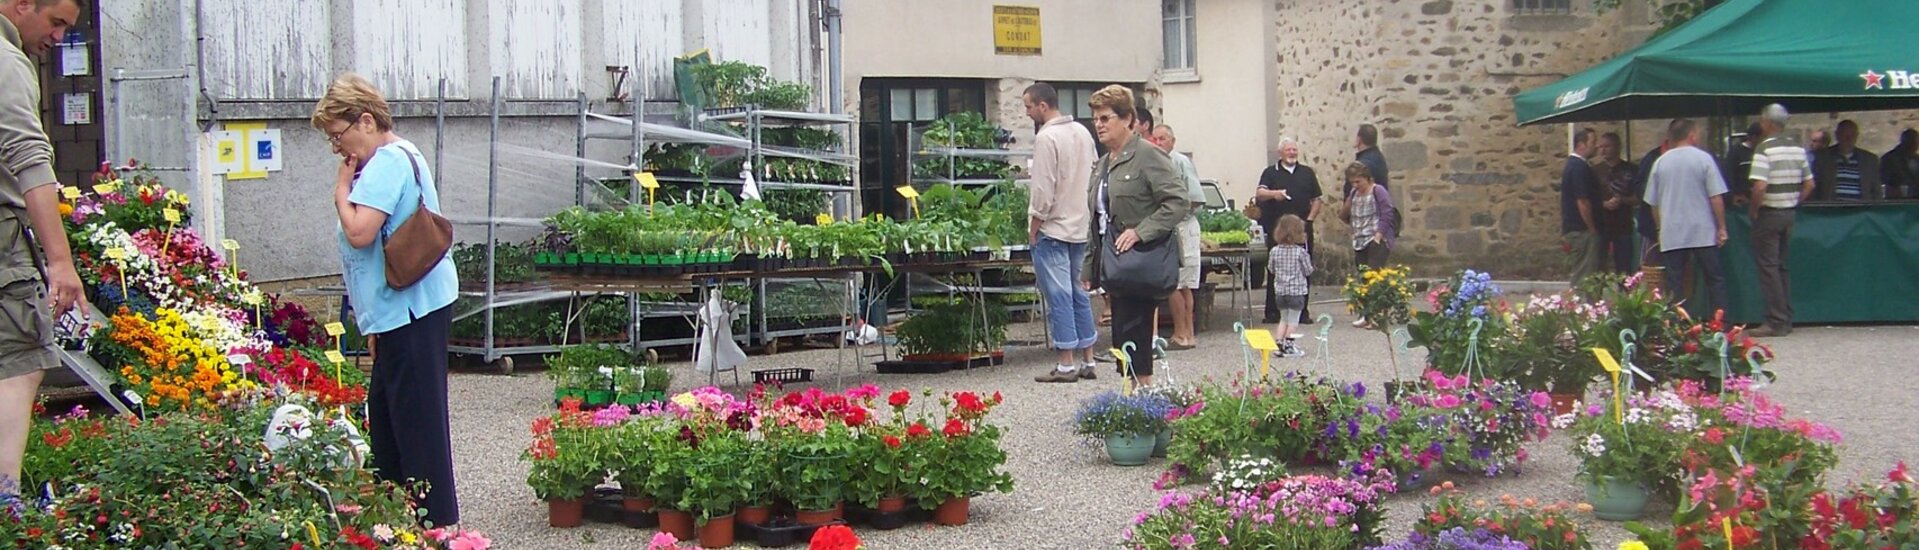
[384, 151, 453, 289]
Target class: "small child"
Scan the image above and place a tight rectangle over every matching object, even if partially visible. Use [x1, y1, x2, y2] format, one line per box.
[1268, 215, 1314, 358]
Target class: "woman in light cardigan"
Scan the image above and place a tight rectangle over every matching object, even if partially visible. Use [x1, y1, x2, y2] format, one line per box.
[1337, 161, 1397, 328]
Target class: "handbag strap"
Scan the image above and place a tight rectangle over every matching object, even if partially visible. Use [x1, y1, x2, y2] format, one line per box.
[397, 147, 432, 212]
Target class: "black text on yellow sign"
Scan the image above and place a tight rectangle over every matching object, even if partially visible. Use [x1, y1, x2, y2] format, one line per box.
[993, 5, 1041, 55]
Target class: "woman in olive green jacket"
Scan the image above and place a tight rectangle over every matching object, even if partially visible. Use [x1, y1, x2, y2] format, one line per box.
[1077, 85, 1190, 387]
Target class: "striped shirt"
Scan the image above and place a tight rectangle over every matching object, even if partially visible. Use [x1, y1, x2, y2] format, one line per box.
[1267, 244, 1314, 297]
[1748, 136, 1811, 209]
[1833, 151, 1865, 200]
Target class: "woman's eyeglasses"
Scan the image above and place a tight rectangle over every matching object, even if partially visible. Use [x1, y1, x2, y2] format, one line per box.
[326, 112, 362, 145]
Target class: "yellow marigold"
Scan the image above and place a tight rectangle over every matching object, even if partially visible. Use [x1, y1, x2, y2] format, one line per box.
[1618, 541, 1648, 550]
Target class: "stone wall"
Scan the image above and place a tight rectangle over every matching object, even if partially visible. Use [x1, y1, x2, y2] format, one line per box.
[1270, 0, 1919, 282]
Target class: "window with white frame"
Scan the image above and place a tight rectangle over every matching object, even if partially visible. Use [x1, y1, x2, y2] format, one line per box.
[1161, 0, 1196, 72]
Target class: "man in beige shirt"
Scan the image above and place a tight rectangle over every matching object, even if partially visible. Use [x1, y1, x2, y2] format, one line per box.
[1023, 83, 1100, 383]
[0, 0, 88, 505]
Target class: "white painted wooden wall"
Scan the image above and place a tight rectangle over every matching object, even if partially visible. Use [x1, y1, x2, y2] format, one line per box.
[197, 0, 802, 101]
[355, 0, 471, 100]
[199, 0, 331, 99]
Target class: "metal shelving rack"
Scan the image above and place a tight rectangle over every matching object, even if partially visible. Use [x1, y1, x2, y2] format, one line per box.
[903, 125, 1043, 323]
[697, 106, 862, 347]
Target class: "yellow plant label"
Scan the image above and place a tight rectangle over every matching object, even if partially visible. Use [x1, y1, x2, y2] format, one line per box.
[895, 185, 919, 199]
[1592, 348, 1620, 373]
[324, 322, 347, 337]
[635, 172, 660, 189]
[163, 208, 181, 223]
[61, 187, 79, 200]
[815, 213, 833, 225]
[1242, 328, 1279, 352]
[325, 350, 346, 364]
[104, 247, 125, 260]
[92, 184, 114, 195]
[221, 239, 240, 250]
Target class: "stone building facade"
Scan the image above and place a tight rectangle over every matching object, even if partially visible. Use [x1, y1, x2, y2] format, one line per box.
[1166, 0, 1919, 281]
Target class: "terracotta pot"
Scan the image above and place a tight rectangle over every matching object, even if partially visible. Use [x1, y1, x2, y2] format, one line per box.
[876, 496, 907, 514]
[696, 513, 735, 548]
[547, 499, 585, 528]
[834, 501, 846, 520]
[795, 507, 837, 526]
[623, 496, 655, 514]
[657, 508, 695, 540]
[737, 505, 770, 526]
[1549, 393, 1581, 416]
[933, 496, 970, 526]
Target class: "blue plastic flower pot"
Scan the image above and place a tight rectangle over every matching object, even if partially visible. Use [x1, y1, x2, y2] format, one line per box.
[1151, 427, 1172, 458]
[1105, 433, 1156, 466]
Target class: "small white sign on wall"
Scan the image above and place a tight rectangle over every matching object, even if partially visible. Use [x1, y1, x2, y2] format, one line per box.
[249, 129, 283, 173]
[60, 93, 90, 125]
[208, 130, 244, 175]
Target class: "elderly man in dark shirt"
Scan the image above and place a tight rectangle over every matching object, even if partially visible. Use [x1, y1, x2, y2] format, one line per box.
[1255, 138, 1322, 325]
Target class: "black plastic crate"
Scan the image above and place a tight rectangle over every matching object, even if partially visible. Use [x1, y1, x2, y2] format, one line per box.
[739, 518, 844, 548]
[753, 367, 815, 384]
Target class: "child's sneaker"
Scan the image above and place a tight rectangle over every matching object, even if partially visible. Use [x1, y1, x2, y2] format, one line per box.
[1283, 341, 1307, 358]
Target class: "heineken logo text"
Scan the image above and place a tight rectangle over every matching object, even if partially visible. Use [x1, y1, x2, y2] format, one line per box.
[1861, 69, 1916, 90]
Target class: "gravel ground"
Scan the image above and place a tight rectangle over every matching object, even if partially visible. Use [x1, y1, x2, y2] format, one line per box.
[447, 291, 1919, 549]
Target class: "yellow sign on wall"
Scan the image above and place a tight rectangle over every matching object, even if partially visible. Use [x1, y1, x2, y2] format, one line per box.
[993, 5, 1041, 55]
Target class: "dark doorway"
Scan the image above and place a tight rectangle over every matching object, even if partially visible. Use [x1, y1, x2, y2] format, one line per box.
[857, 78, 987, 219]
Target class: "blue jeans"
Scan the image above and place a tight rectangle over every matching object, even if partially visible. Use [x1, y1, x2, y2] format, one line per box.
[1033, 235, 1098, 351]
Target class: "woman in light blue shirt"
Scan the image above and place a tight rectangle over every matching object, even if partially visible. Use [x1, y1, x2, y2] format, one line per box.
[311, 74, 461, 526]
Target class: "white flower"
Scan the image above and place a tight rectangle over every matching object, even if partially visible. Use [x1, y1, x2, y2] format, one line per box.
[1581, 433, 1607, 456]
[1551, 413, 1577, 429]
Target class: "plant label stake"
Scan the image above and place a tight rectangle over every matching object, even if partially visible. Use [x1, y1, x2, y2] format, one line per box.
[325, 349, 348, 392]
[221, 239, 240, 279]
[1593, 347, 1625, 423]
[104, 246, 128, 297]
[1234, 322, 1278, 381]
[1704, 332, 1731, 396]
[1152, 336, 1176, 385]
[160, 208, 181, 258]
[1744, 348, 1768, 389]
[61, 186, 79, 200]
[634, 172, 660, 208]
[91, 183, 114, 195]
[227, 353, 251, 384]
[896, 185, 920, 219]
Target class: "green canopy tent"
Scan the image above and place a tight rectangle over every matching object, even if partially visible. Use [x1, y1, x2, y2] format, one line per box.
[1513, 0, 1919, 125]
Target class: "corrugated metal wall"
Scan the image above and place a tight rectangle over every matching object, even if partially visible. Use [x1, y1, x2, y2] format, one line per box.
[196, 0, 803, 102]
[200, 0, 331, 99]
[602, 1, 685, 99]
[355, 0, 470, 100]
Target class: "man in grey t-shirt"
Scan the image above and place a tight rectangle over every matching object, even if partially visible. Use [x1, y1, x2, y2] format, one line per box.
[1644, 119, 1729, 316]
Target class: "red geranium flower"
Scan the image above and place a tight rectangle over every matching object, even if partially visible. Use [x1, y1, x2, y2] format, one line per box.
[906, 422, 931, 438]
[842, 406, 869, 427]
[954, 392, 985, 414]
[808, 524, 862, 550]
[942, 418, 970, 438]
[883, 435, 901, 449]
[887, 390, 911, 408]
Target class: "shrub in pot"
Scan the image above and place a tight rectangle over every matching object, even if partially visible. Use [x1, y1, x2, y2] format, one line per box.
[677, 430, 752, 547]
[1560, 389, 1692, 521]
[1073, 390, 1173, 466]
[776, 422, 856, 524]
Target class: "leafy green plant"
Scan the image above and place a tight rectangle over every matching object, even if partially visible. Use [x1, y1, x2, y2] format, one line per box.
[678, 429, 755, 523]
[914, 113, 1018, 181]
[1198, 209, 1252, 233]
[894, 300, 1007, 357]
[777, 424, 856, 512]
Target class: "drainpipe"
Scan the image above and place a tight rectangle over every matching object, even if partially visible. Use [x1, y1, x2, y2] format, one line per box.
[826, 0, 842, 115]
[193, 0, 217, 129]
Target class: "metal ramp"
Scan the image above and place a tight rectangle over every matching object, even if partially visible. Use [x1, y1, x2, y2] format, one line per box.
[55, 304, 134, 415]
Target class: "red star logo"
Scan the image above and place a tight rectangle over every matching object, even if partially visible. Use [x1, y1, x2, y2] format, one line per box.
[1863, 70, 1885, 90]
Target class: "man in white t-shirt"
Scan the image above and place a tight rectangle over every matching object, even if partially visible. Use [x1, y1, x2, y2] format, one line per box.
[1644, 119, 1730, 316]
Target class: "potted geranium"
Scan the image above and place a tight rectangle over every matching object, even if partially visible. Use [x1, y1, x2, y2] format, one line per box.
[847, 389, 917, 525]
[646, 431, 698, 540]
[1558, 390, 1692, 520]
[778, 419, 856, 525]
[1073, 391, 1174, 466]
[1500, 293, 1606, 411]
[678, 429, 751, 548]
[734, 433, 778, 527]
[614, 413, 677, 528]
[907, 391, 1014, 525]
[522, 401, 611, 527]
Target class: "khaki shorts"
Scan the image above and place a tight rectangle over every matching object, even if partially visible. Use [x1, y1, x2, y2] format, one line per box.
[0, 206, 55, 380]
[1177, 216, 1202, 289]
